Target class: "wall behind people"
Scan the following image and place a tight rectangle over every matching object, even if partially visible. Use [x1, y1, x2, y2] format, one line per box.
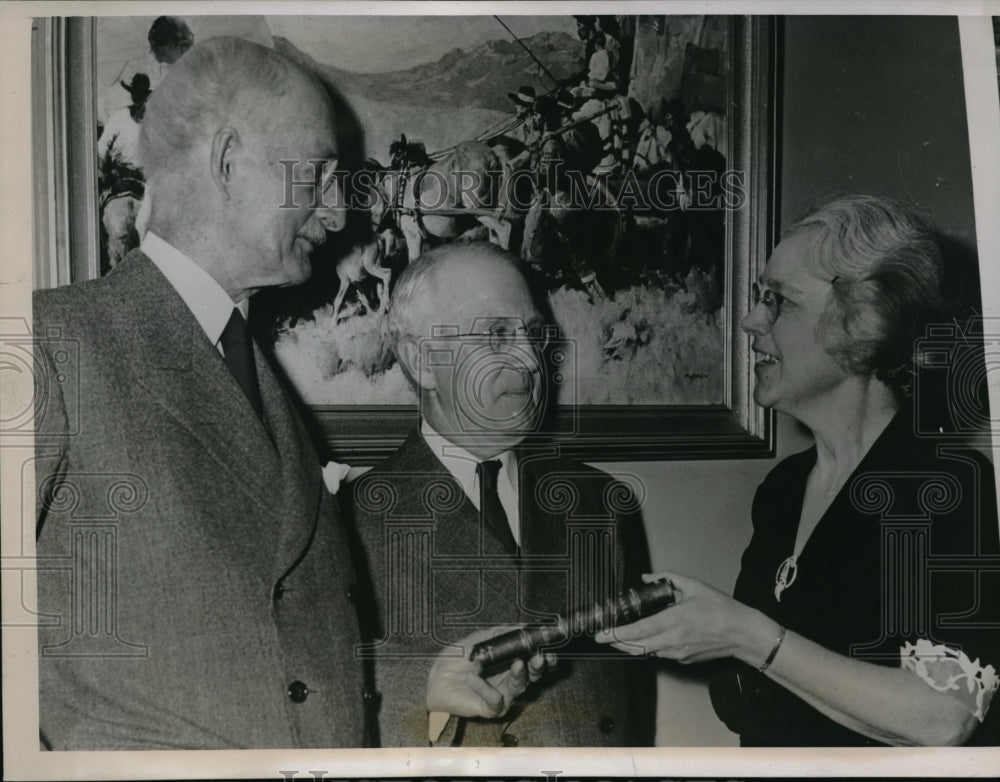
[592, 15, 979, 746]
[780, 16, 975, 246]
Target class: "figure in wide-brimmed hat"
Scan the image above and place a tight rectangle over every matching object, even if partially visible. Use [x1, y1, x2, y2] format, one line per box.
[121, 73, 152, 105]
[98, 72, 154, 169]
[507, 84, 537, 114]
[488, 85, 543, 177]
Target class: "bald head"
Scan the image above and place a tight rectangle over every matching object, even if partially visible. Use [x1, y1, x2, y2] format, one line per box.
[388, 243, 530, 350]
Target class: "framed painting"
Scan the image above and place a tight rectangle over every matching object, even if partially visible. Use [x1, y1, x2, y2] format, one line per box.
[34, 13, 777, 464]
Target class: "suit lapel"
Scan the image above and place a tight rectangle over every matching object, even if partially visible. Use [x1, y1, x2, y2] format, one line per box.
[516, 452, 568, 557]
[257, 348, 323, 568]
[392, 432, 523, 631]
[400, 432, 515, 559]
[112, 252, 283, 519]
[517, 455, 596, 616]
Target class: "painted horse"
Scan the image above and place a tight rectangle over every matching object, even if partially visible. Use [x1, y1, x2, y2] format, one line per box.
[332, 228, 399, 321]
[99, 155, 145, 271]
[632, 118, 674, 175]
[519, 118, 623, 301]
[101, 190, 142, 270]
[369, 140, 513, 262]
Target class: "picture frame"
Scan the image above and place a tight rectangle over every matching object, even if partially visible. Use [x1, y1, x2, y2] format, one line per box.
[33, 14, 778, 466]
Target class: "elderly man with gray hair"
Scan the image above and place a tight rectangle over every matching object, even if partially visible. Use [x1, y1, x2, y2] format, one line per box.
[34, 37, 529, 751]
[352, 242, 655, 747]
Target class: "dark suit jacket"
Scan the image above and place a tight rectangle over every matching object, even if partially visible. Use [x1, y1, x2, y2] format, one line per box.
[33, 251, 368, 749]
[350, 430, 656, 747]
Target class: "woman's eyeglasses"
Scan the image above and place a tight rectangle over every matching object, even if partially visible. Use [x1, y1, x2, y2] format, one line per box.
[752, 276, 840, 324]
[751, 283, 786, 323]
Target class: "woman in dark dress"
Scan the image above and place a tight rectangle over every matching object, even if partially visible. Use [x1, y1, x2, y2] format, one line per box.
[599, 195, 999, 745]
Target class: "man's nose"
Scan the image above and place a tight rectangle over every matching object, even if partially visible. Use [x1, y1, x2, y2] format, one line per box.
[316, 173, 347, 232]
[316, 203, 346, 233]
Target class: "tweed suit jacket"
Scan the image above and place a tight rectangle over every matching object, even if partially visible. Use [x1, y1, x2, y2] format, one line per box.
[351, 430, 656, 747]
[33, 250, 368, 749]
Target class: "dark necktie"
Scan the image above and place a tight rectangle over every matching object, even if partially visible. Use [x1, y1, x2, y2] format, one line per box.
[219, 308, 263, 421]
[476, 459, 518, 555]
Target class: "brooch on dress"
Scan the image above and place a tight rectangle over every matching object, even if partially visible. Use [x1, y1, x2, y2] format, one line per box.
[774, 555, 798, 602]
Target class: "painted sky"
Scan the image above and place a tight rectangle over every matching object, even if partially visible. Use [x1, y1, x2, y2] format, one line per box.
[267, 15, 576, 73]
[96, 14, 576, 117]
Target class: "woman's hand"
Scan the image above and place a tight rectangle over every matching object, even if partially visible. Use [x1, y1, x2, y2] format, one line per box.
[598, 575, 980, 745]
[595, 571, 777, 666]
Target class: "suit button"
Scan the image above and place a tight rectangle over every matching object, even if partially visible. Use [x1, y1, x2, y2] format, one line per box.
[362, 684, 381, 712]
[347, 583, 356, 603]
[500, 733, 518, 747]
[599, 715, 615, 734]
[287, 680, 309, 703]
[274, 582, 285, 600]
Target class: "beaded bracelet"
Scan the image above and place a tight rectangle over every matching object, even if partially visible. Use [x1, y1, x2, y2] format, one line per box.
[759, 625, 786, 673]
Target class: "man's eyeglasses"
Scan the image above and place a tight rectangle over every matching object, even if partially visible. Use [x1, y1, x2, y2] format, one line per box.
[437, 321, 552, 353]
[751, 283, 785, 323]
[317, 159, 341, 200]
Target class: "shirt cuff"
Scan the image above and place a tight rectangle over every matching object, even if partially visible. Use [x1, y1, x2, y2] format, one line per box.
[900, 638, 999, 721]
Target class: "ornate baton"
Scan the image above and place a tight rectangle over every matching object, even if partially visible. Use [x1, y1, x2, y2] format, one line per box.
[469, 577, 677, 669]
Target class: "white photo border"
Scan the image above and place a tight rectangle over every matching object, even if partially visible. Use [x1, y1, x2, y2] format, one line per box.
[3, 1, 1000, 779]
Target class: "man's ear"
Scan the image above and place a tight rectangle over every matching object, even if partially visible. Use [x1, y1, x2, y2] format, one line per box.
[396, 339, 437, 391]
[210, 126, 240, 199]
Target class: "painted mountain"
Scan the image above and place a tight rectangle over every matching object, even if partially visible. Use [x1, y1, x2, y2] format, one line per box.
[274, 32, 584, 160]
[275, 32, 582, 110]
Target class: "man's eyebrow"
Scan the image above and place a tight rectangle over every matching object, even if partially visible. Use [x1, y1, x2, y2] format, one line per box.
[482, 316, 520, 327]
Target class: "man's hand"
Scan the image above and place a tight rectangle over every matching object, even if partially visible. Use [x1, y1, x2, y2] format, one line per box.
[426, 626, 554, 719]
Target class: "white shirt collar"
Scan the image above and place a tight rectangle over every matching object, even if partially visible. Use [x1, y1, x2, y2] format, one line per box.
[141, 231, 246, 349]
[420, 419, 520, 543]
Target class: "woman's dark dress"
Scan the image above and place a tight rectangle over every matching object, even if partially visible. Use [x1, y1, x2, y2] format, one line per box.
[710, 406, 1000, 745]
